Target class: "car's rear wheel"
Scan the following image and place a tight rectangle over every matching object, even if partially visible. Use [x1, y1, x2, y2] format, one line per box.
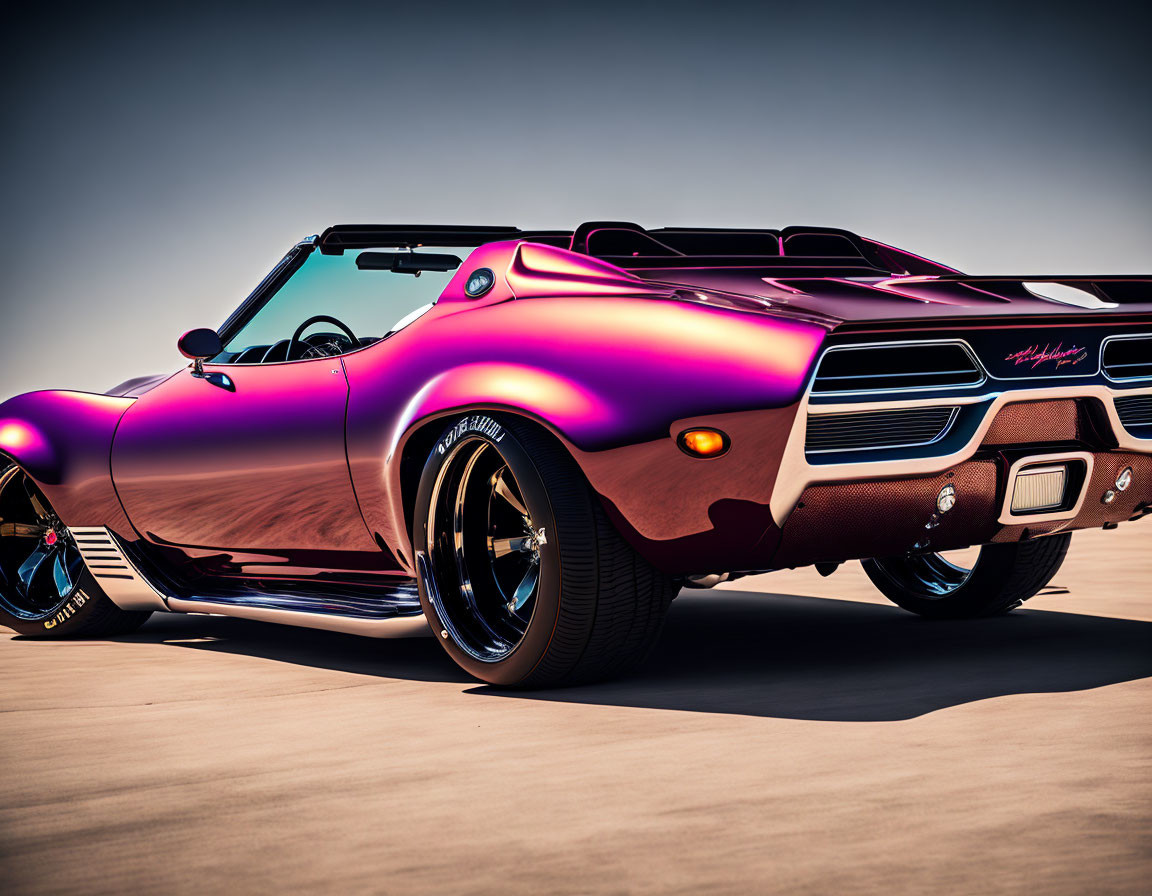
[413, 414, 678, 687]
[0, 461, 151, 637]
[861, 533, 1072, 619]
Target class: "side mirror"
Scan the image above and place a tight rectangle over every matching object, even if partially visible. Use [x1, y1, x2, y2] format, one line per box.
[178, 328, 223, 376]
[178, 328, 223, 360]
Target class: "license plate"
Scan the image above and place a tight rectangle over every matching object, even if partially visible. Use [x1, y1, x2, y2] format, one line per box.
[1010, 464, 1067, 513]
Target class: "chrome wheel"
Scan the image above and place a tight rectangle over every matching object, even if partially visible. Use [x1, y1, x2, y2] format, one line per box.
[426, 437, 545, 662]
[867, 546, 980, 598]
[0, 464, 85, 621]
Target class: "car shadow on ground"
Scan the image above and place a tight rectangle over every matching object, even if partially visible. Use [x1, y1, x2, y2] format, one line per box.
[116, 589, 1152, 721]
[115, 612, 464, 684]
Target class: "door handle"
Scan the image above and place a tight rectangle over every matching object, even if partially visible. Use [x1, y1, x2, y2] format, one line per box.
[192, 370, 236, 392]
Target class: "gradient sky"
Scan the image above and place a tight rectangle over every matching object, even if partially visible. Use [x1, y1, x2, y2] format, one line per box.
[2, 0, 1150, 397]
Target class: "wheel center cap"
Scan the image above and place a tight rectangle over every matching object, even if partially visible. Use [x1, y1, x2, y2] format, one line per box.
[44, 530, 58, 547]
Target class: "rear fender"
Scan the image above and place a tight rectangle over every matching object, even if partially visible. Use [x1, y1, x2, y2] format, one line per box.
[343, 288, 827, 574]
[351, 364, 802, 576]
[350, 363, 608, 569]
[0, 391, 135, 535]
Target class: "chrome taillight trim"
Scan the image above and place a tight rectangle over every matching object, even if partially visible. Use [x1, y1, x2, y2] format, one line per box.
[1101, 332, 1152, 383]
[809, 339, 988, 397]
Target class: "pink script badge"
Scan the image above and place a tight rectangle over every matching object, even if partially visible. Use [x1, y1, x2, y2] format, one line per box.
[1004, 342, 1089, 370]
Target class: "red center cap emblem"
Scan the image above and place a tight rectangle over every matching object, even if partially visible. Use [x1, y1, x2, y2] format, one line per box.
[45, 530, 58, 546]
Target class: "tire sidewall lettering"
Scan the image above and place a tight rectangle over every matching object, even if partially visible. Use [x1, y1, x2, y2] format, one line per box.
[417, 414, 561, 685]
[42, 588, 89, 630]
[436, 414, 506, 456]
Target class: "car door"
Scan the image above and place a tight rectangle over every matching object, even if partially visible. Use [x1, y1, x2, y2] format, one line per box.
[111, 357, 381, 578]
[109, 239, 467, 581]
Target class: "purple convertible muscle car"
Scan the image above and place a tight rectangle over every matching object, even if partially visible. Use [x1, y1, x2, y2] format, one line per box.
[1, 222, 1150, 685]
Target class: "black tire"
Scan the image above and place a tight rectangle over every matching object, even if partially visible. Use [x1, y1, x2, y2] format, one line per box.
[861, 532, 1072, 619]
[413, 413, 678, 687]
[0, 461, 151, 638]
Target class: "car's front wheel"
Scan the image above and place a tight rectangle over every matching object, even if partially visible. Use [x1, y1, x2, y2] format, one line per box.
[861, 533, 1072, 619]
[0, 461, 152, 637]
[413, 413, 678, 687]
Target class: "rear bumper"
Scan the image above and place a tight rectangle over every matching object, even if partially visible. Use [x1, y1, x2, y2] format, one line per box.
[772, 448, 1151, 568]
[769, 385, 1152, 568]
[771, 384, 1152, 522]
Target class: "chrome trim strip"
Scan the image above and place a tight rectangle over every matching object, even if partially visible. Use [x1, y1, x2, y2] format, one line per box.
[68, 527, 169, 612]
[810, 332, 1148, 401]
[71, 526, 430, 636]
[165, 596, 429, 638]
[997, 452, 1094, 525]
[1101, 332, 1152, 383]
[808, 393, 989, 414]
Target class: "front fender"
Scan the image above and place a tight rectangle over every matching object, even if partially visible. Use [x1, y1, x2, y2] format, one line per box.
[0, 390, 135, 534]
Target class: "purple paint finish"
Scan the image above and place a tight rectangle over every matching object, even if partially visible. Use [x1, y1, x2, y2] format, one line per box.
[0, 390, 137, 534]
[341, 244, 825, 571]
[110, 358, 383, 577]
[435, 240, 672, 303]
[0, 240, 826, 578]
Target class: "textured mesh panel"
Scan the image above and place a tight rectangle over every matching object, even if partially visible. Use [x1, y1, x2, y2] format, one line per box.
[775, 460, 1000, 567]
[777, 451, 1152, 565]
[1071, 452, 1152, 529]
[981, 399, 1084, 446]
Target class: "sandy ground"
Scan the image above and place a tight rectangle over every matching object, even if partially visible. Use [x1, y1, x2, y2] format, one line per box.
[1, 524, 1149, 895]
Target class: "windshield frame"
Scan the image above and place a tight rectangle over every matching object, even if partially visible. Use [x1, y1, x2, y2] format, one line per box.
[211, 237, 458, 366]
[215, 238, 317, 356]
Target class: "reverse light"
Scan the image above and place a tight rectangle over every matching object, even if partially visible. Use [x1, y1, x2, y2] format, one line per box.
[678, 428, 730, 458]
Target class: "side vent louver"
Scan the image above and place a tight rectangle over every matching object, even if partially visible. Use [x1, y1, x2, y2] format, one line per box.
[70, 529, 135, 580]
[1102, 336, 1152, 382]
[806, 406, 959, 455]
[813, 343, 984, 394]
[1115, 395, 1152, 437]
[68, 527, 167, 611]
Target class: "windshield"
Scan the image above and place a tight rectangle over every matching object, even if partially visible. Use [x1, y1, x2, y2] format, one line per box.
[220, 246, 466, 362]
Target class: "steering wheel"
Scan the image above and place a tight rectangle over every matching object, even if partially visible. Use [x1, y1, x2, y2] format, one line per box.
[287, 315, 360, 360]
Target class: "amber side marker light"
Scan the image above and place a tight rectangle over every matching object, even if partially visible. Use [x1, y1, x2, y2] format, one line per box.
[677, 428, 730, 458]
